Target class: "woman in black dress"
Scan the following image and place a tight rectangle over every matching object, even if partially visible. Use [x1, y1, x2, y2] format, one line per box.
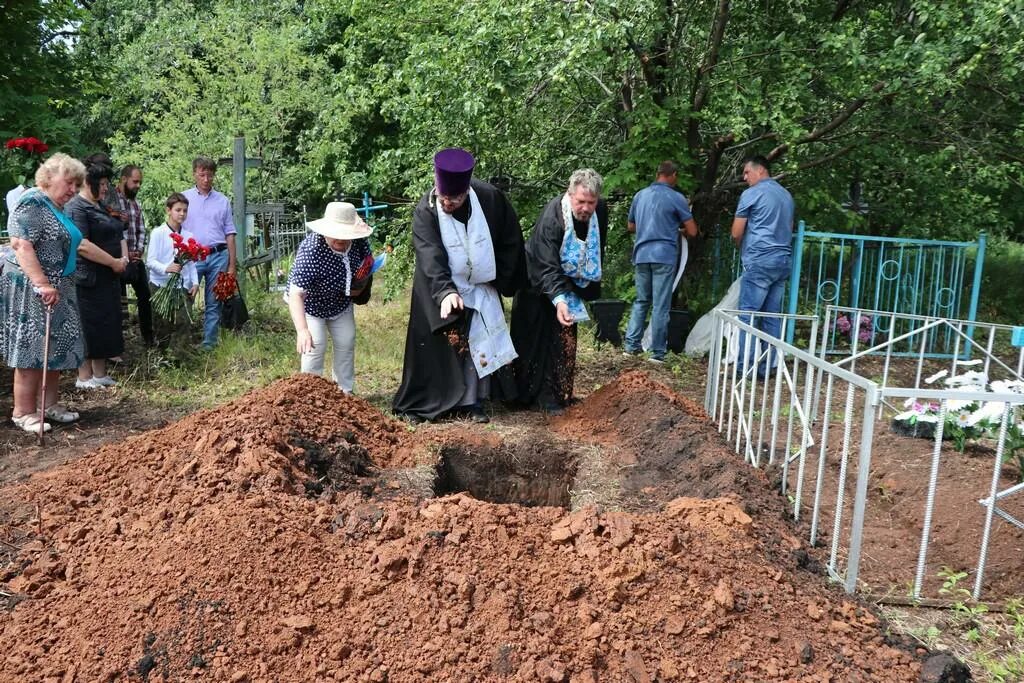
[65, 160, 129, 389]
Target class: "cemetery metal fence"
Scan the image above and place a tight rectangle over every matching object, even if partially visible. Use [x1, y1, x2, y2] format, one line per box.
[706, 308, 1024, 601]
[248, 192, 392, 290]
[785, 223, 987, 358]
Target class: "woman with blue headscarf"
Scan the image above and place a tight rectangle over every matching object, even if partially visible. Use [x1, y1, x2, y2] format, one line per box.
[511, 168, 607, 415]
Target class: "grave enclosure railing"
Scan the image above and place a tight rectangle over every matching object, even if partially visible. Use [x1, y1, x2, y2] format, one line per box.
[785, 224, 987, 358]
[705, 308, 1024, 601]
[700, 225, 985, 360]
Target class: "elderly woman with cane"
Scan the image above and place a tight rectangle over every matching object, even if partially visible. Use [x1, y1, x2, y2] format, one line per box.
[1, 153, 93, 433]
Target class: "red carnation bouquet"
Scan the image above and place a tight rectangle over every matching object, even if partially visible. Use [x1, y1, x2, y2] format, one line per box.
[151, 233, 211, 323]
[351, 252, 374, 293]
[4, 137, 49, 185]
[212, 271, 238, 302]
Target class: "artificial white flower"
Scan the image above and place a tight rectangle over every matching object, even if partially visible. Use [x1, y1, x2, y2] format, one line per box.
[968, 401, 1007, 426]
[991, 380, 1024, 395]
[944, 371, 988, 390]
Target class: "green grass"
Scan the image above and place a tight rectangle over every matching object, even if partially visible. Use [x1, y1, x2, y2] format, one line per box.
[118, 284, 413, 414]
[121, 285, 317, 410]
[883, 573, 1024, 683]
[350, 296, 411, 410]
[116, 283, 711, 418]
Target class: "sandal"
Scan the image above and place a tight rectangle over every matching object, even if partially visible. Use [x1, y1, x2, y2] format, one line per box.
[12, 414, 52, 433]
[44, 404, 79, 423]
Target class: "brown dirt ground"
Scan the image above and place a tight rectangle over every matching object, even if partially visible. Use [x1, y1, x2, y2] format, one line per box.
[0, 371, 936, 682]
[776, 412, 1024, 601]
[0, 373, 187, 487]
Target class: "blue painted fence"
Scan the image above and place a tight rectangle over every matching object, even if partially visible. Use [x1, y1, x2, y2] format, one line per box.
[785, 222, 987, 357]
[702, 223, 987, 358]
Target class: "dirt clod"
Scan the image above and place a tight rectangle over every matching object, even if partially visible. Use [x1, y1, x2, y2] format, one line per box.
[919, 652, 972, 683]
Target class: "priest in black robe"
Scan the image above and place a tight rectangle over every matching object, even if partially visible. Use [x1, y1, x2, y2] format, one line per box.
[392, 148, 526, 423]
[511, 169, 608, 415]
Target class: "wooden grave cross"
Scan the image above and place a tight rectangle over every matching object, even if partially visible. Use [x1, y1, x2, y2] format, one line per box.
[219, 135, 262, 289]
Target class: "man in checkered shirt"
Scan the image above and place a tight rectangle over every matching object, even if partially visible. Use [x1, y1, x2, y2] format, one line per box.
[115, 164, 154, 347]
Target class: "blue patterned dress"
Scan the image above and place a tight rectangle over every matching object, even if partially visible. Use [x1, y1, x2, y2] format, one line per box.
[0, 194, 85, 370]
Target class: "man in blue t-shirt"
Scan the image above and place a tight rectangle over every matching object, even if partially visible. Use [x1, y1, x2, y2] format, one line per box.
[731, 155, 795, 375]
[623, 161, 699, 363]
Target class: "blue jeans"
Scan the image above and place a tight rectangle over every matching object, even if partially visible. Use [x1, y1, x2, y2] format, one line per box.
[195, 248, 228, 347]
[737, 256, 790, 374]
[624, 262, 675, 359]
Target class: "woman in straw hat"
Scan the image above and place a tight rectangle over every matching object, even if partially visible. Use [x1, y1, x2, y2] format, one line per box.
[287, 202, 374, 393]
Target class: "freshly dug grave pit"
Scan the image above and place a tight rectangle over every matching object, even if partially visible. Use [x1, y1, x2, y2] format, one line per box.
[434, 440, 577, 508]
[553, 370, 786, 516]
[0, 373, 934, 681]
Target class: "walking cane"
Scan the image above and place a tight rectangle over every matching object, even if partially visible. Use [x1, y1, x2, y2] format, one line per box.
[37, 304, 53, 446]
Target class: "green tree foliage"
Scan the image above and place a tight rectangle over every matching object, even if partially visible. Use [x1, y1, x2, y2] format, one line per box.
[0, 0, 85, 187]
[300, 0, 1023, 239]
[7, 0, 1021, 245]
[76, 0, 333, 223]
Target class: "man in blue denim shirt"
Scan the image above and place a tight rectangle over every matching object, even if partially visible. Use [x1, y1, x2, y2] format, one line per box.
[731, 155, 795, 375]
[623, 161, 699, 363]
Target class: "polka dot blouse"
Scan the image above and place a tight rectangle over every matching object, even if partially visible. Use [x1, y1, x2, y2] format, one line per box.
[288, 234, 372, 319]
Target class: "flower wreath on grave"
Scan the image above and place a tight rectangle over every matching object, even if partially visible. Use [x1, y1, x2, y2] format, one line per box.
[891, 367, 1024, 454]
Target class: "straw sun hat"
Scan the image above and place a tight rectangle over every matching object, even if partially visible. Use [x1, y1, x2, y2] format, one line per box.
[306, 202, 373, 240]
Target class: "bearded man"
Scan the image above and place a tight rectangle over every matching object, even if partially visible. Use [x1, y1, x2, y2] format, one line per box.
[392, 148, 526, 424]
[115, 164, 153, 346]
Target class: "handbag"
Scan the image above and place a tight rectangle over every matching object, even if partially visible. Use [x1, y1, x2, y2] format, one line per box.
[220, 292, 249, 330]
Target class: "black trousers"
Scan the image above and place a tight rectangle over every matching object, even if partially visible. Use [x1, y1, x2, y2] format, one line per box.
[120, 260, 153, 344]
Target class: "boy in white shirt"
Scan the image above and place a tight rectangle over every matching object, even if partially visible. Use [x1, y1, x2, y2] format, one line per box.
[147, 193, 199, 340]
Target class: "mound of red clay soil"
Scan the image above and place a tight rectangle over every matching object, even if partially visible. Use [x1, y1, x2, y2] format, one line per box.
[0, 374, 929, 681]
[555, 371, 780, 515]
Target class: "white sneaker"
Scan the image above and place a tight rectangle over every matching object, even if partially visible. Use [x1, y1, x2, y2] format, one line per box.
[91, 375, 117, 387]
[44, 404, 80, 423]
[75, 378, 103, 390]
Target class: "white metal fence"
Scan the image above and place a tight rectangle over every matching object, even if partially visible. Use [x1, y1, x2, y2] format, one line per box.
[706, 308, 1024, 601]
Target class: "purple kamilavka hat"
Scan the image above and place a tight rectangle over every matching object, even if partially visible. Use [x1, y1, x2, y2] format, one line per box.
[434, 148, 474, 196]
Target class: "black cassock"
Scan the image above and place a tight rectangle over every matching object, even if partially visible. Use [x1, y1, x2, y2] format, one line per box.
[510, 196, 608, 409]
[392, 179, 526, 420]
